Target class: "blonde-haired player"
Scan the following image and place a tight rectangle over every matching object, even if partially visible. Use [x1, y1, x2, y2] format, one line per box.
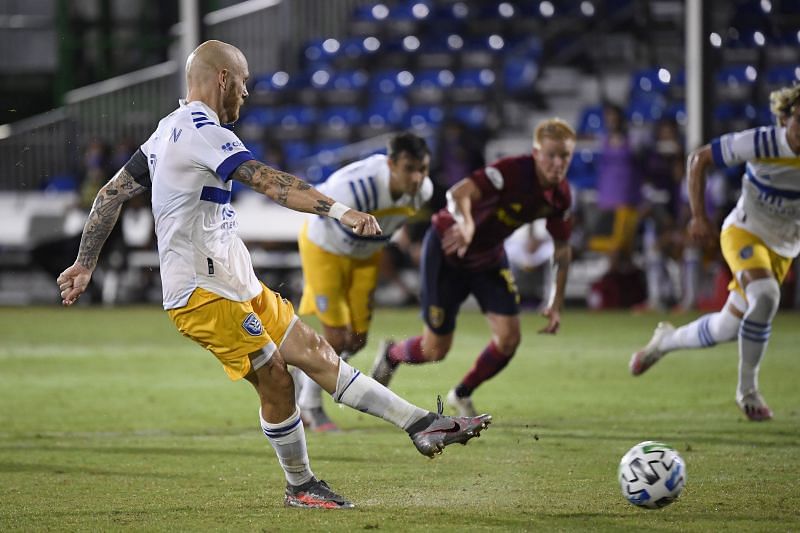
[56, 40, 491, 509]
[631, 84, 800, 421]
[372, 118, 577, 417]
[294, 132, 433, 431]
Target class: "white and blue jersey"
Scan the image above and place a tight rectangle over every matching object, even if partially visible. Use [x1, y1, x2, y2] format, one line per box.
[711, 124, 800, 257]
[305, 154, 433, 259]
[140, 99, 257, 309]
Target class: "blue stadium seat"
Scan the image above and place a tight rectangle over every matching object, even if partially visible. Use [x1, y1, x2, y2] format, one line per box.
[364, 96, 408, 127]
[239, 107, 281, 128]
[282, 140, 313, 165]
[626, 97, 665, 124]
[413, 69, 455, 90]
[567, 149, 598, 190]
[765, 64, 800, 86]
[369, 69, 414, 95]
[405, 105, 445, 129]
[452, 68, 496, 90]
[576, 105, 605, 137]
[630, 68, 672, 96]
[450, 105, 488, 129]
[503, 57, 539, 94]
[328, 69, 369, 91]
[321, 105, 363, 129]
[716, 64, 758, 86]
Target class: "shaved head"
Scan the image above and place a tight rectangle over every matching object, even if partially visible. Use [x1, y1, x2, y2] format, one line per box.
[186, 40, 246, 87]
[185, 40, 250, 124]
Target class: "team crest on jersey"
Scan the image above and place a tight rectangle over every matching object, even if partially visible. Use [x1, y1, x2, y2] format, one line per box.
[428, 305, 445, 328]
[316, 295, 329, 312]
[484, 166, 504, 190]
[242, 313, 263, 336]
[740, 245, 754, 260]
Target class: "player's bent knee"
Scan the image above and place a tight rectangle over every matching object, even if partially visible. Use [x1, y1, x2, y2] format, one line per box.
[745, 278, 781, 317]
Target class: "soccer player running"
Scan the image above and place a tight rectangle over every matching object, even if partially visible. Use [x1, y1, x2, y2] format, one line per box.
[55, 40, 490, 509]
[630, 84, 800, 421]
[371, 119, 576, 417]
[294, 132, 434, 431]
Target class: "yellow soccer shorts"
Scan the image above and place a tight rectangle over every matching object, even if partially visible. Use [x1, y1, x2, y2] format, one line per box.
[167, 282, 297, 381]
[720, 225, 793, 297]
[297, 223, 381, 334]
[588, 206, 639, 255]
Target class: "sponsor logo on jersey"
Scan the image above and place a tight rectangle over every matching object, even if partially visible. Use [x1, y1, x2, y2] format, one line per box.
[221, 141, 243, 152]
[242, 312, 264, 336]
[740, 245, 754, 259]
[316, 295, 329, 312]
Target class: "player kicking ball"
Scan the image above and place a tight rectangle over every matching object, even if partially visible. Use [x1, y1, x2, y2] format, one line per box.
[57, 40, 490, 509]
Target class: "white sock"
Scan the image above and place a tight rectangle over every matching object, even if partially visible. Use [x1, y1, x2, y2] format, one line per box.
[739, 278, 780, 396]
[332, 360, 427, 430]
[660, 293, 743, 352]
[297, 371, 323, 410]
[260, 408, 314, 487]
[643, 219, 662, 308]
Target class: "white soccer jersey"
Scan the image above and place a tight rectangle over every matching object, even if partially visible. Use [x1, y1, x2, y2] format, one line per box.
[305, 154, 433, 259]
[140, 100, 258, 309]
[712, 125, 800, 257]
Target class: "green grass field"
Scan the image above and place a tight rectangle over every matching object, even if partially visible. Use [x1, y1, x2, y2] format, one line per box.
[1, 306, 798, 532]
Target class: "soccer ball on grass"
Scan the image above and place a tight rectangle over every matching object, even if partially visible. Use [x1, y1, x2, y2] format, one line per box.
[618, 440, 686, 509]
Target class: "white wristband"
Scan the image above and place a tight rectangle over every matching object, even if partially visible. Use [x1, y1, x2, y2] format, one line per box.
[329, 201, 349, 221]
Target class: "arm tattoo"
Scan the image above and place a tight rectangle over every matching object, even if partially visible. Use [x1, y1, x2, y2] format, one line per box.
[76, 168, 146, 270]
[233, 160, 319, 208]
[314, 199, 332, 215]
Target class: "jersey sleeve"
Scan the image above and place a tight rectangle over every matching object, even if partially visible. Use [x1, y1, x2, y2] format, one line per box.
[191, 125, 255, 182]
[419, 177, 434, 202]
[470, 160, 510, 197]
[710, 126, 781, 168]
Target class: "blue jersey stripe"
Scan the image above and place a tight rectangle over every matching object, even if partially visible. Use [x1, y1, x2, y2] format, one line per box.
[200, 185, 232, 204]
[711, 138, 726, 167]
[769, 127, 778, 157]
[216, 150, 254, 182]
[753, 130, 761, 158]
[357, 178, 372, 211]
[746, 167, 800, 199]
[761, 129, 770, 157]
[348, 181, 364, 211]
[368, 176, 378, 211]
[195, 122, 216, 129]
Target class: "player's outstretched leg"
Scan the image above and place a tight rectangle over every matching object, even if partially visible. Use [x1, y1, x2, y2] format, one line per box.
[285, 478, 354, 509]
[370, 339, 398, 386]
[408, 402, 491, 458]
[630, 322, 675, 375]
[333, 360, 491, 457]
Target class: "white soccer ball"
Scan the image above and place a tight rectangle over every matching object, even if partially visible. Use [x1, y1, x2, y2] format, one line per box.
[618, 440, 686, 509]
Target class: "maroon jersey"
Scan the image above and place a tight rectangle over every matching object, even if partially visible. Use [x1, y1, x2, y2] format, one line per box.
[431, 155, 572, 270]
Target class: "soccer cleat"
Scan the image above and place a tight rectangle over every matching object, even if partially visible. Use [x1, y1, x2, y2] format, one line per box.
[446, 388, 478, 417]
[410, 397, 492, 458]
[736, 389, 773, 421]
[301, 407, 339, 433]
[370, 339, 398, 387]
[284, 478, 355, 509]
[629, 321, 675, 376]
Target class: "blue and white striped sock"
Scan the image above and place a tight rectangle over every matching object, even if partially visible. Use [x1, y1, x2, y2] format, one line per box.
[260, 408, 314, 487]
[739, 278, 780, 395]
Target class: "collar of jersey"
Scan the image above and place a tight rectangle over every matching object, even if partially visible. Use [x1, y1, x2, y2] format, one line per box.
[179, 99, 220, 125]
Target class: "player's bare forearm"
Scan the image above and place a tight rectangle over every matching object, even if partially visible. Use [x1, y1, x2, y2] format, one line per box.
[233, 160, 335, 216]
[551, 241, 572, 311]
[447, 178, 481, 227]
[686, 145, 712, 220]
[76, 168, 146, 270]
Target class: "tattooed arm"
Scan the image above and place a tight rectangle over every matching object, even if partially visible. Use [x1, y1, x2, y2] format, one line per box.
[57, 168, 147, 306]
[232, 160, 381, 236]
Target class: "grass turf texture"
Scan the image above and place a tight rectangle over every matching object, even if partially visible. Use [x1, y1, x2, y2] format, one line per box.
[1, 306, 798, 532]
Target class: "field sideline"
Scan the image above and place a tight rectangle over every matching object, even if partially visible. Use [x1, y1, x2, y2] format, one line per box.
[1, 306, 798, 531]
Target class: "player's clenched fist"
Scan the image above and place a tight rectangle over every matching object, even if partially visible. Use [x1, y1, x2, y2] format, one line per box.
[341, 209, 382, 236]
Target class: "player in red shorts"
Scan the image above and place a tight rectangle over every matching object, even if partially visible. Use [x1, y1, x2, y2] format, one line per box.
[371, 118, 577, 415]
